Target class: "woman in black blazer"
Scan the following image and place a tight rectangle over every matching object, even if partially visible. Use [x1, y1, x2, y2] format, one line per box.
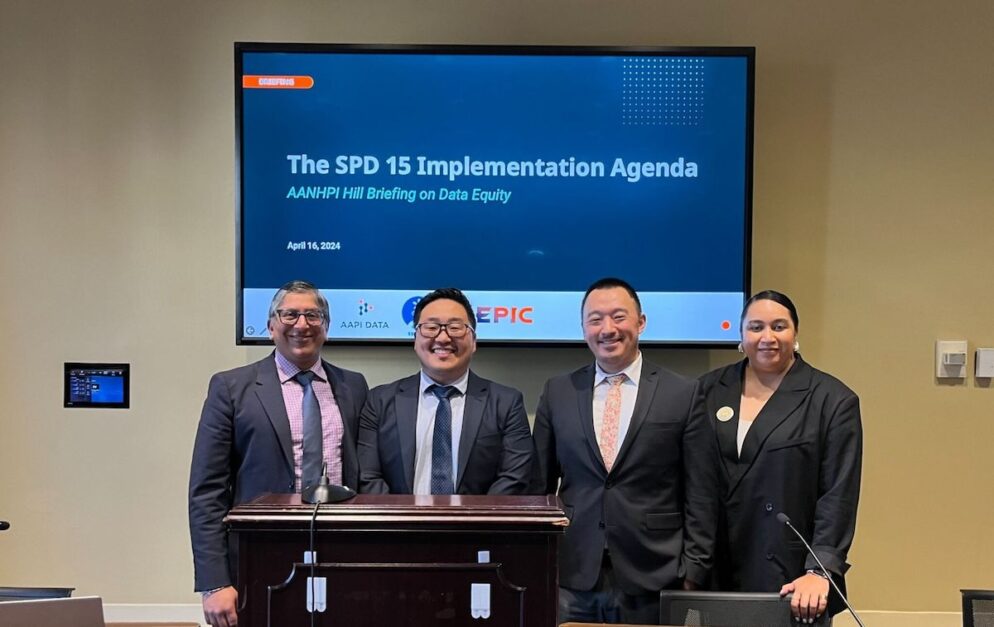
[698, 290, 862, 624]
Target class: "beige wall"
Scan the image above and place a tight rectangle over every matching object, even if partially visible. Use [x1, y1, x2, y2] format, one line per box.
[1, 0, 992, 613]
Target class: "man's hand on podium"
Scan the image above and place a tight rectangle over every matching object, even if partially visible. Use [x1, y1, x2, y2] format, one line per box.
[202, 586, 238, 627]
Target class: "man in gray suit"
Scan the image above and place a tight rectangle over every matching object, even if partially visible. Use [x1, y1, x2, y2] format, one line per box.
[189, 280, 368, 627]
[533, 277, 718, 624]
[358, 288, 534, 495]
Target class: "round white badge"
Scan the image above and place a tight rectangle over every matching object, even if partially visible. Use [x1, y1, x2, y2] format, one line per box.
[716, 406, 734, 422]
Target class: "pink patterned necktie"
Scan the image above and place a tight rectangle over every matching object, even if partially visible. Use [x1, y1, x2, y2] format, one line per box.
[599, 374, 626, 471]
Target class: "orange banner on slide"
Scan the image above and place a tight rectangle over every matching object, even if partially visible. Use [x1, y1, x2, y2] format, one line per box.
[242, 75, 314, 89]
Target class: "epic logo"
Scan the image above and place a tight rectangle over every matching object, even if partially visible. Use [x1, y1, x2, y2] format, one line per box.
[476, 306, 533, 324]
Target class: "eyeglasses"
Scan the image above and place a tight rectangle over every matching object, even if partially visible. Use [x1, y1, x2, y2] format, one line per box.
[275, 309, 325, 326]
[416, 322, 474, 338]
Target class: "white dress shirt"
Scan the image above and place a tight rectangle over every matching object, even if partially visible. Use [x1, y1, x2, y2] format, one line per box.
[592, 352, 643, 453]
[412, 369, 470, 495]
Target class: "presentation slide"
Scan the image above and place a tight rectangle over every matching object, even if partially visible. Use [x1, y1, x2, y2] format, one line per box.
[238, 47, 752, 343]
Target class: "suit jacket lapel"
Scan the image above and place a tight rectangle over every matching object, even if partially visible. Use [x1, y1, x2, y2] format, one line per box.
[456, 371, 487, 491]
[713, 362, 745, 486]
[730, 358, 812, 495]
[254, 354, 294, 476]
[396, 374, 420, 493]
[571, 365, 604, 471]
[612, 360, 657, 471]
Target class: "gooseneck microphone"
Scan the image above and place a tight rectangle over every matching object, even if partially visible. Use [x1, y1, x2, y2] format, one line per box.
[303, 463, 350, 625]
[776, 513, 865, 627]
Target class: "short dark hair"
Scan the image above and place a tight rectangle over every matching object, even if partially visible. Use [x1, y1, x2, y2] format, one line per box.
[581, 277, 642, 315]
[740, 290, 800, 331]
[268, 280, 330, 330]
[414, 288, 477, 329]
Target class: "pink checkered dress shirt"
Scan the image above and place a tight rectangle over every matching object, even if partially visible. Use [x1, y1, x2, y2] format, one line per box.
[274, 352, 345, 490]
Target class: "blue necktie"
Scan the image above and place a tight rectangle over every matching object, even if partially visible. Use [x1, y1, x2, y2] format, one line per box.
[296, 370, 323, 489]
[429, 385, 459, 494]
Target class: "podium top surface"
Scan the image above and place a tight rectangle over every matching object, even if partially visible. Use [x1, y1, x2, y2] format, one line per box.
[226, 494, 569, 530]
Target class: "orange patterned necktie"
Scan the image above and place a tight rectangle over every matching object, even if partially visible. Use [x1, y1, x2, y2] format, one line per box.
[599, 374, 626, 471]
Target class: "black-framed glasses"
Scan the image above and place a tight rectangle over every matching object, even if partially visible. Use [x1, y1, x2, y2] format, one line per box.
[275, 309, 325, 326]
[416, 322, 474, 338]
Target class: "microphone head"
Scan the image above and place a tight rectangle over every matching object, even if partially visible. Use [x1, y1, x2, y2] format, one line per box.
[0, 521, 10, 531]
[776, 512, 791, 525]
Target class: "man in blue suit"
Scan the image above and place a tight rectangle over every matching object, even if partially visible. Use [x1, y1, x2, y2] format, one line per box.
[188, 280, 368, 627]
[358, 288, 534, 495]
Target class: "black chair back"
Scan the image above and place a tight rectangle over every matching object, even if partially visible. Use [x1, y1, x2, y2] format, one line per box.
[0, 587, 74, 602]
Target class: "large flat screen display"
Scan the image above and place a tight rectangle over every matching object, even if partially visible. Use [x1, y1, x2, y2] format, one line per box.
[236, 43, 754, 345]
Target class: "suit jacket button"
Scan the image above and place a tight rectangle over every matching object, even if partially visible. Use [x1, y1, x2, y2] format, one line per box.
[605, 481, 613, 489]
[598, 522, 605, 529]
[765, 503, 774, 512]
[766, 552, 774, 560]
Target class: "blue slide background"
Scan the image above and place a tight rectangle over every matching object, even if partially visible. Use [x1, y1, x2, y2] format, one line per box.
[240, 52, 749, 294]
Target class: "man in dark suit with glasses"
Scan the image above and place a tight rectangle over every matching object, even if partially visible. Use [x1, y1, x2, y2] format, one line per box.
[189, 280, 368, 627]
[357, 287, 535, 495]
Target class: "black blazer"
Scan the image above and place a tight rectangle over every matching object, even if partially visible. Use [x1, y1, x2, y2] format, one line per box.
[357, 371, 535, 495]
[698, 356, 862, 615]
[188, 353, 368, 591]
[533, 359, 718, 595]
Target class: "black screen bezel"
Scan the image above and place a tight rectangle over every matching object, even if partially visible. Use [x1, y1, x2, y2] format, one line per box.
[63, 362, 131, 409]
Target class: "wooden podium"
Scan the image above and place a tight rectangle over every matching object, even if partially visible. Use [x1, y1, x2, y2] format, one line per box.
[226, 494, 567, 626]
